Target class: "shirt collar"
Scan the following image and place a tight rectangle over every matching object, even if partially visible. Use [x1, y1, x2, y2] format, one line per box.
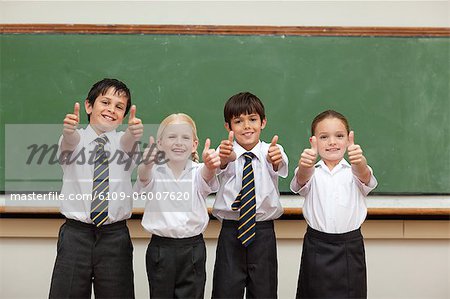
[233, 140, 262, 161]
[85, 124, 116, 146]
[315, 158, 350, 170]
[155, 159, 196, 177]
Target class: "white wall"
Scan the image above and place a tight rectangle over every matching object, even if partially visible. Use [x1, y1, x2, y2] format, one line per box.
[1, 237, 449, 299]
[1, 1, 449, 27]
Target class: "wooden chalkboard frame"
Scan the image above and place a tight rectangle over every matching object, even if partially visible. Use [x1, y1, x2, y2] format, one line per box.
[1, 24, 449, 37]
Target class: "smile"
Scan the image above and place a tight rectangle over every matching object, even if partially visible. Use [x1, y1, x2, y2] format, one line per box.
[102, 114, 116, 121]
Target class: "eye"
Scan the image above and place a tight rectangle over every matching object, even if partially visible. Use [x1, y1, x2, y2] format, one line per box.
[116, 105, 124, 110]
[233, 119, 241, 124]
[250, 118, 257, 122]
[337, 134, 345, 139]
[320, 135, 328, 140]
[101, 100, 108, 105]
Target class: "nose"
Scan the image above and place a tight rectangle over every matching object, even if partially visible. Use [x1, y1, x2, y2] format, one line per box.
[243, 120, 250, 129]
[329, 136, 337, 145]
[107, 103, 116, 114]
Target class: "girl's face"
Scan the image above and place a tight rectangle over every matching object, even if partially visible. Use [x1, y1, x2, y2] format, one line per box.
[158, 122, 198, 164]
[314, 117, 349, 166]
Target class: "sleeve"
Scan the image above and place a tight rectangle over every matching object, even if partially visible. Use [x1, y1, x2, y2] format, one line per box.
[57, 131, 83, 171]
[353, 165, 378, 196]
[196, 164, 220, 200]
[290, 166, 313, 196]
[116, 131, 138, 171]
[132, 169, 155, 194]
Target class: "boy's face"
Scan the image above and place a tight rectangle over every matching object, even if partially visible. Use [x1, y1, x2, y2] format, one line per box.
[225, 113, 266, 151]
[85, 87, 128, 135]
[314, 117, 349, 165]
[158, 123, 198, 164]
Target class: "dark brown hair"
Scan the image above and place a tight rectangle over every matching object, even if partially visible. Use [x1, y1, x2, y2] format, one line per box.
[223, 92, 265, 126]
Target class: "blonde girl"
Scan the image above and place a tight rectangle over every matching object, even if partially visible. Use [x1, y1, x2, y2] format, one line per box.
[135, 113, 220, 299]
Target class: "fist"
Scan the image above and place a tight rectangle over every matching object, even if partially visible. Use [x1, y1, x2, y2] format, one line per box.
[219, 131, 236, 164]
[299, 136, 318, 168]
[202, 138, 221, 170]
[127, 105, 143, 140]
[63, 102, 80, 135]
[267, 135, 283, 168]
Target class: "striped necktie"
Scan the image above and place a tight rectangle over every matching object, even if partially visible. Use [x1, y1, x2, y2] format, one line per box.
[90, 136, 109, 226]
[231, 152, 256, 247]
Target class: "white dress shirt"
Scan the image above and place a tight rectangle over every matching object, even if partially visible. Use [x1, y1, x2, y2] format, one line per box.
[135, 160, 219, 238]
[290, 159, 378, 233]
[58, 125, 137, 224]
[213, 140, 289, 222]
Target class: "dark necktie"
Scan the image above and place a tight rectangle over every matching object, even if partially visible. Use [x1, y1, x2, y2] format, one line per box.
[231, 152, 256, 247]
[90, 136, 109, 226]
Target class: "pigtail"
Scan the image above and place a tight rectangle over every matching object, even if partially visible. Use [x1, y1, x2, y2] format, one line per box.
[192, 151, 200, 163]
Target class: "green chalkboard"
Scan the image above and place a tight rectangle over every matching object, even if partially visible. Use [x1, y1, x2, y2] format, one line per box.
[1, 34, 449, 194]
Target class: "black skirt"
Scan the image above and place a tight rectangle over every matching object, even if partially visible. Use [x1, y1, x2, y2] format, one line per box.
[297, 226, 367, 299]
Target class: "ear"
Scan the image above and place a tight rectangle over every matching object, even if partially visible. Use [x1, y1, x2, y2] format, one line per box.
[261, 118, 267, 129]
[192, 138, 199, 153]
[224, 122, 231, 132]
[84, 99, 92, 115]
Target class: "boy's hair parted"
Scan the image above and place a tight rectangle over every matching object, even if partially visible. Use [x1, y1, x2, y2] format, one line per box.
[157, 113, 200, 163]
[86, 78, 132, 122]
[311, 110, 350, 136]
[223, 92, 266, 126]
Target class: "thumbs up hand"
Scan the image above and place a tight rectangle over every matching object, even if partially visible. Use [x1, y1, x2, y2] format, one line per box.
[346, 131, 372, 184]
[202, 138, 221, 171]
[347, 131, 364, 165]
[299, 136, 318, 168]
[267, 135, 283, 171]
[127, 105, 143, 140]
[219, 131, 236, 168]
[63, 102, 80, 136]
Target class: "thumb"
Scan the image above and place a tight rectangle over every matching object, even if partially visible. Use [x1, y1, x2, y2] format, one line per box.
[74, 102, 80, 119]
[270, 135, 278, 147]
[129, 105, 136, 120]
[310, 136, 318, 152]
[148, 136, 155, 147]
[348, 131, 355, 146]
[228, 131, 234, 143]
[204, 138, 211, 152]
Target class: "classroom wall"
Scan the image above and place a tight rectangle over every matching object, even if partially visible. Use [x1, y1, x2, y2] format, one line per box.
[1, 1, 448, 27]
[1, 1, 449, 299]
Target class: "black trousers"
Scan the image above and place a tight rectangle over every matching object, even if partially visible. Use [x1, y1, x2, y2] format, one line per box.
[146, 234, 206, 299]
[49, 219, 135, 299]
[212, 220, 278, 299]
[297, 226, 367, 299]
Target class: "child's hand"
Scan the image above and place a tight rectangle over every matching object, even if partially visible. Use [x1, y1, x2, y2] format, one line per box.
[347, 131, 365, 165]
[267, 135, 283, 171]
[219, 131, 236, 168]
[202, 138, 221, 170]
[142, 136, 157, 168]
[347, 131, 371, 184]
[299, 136, 318, 168]
[127, 105, 143, 140]
[63, 102, 79, 136]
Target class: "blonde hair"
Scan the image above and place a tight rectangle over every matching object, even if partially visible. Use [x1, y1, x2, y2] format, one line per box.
[157, 113, 200, 163]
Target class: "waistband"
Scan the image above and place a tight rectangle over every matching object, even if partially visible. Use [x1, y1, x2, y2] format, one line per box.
[150, 234, 204, 246]
[222, 219, 274, 229]
[306, 226, 362, 242]
[65, 218, 127, 231]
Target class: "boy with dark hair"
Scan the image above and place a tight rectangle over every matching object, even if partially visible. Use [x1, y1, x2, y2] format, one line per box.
[212, 92, 288, 298]
[49, 78, 142, 298]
